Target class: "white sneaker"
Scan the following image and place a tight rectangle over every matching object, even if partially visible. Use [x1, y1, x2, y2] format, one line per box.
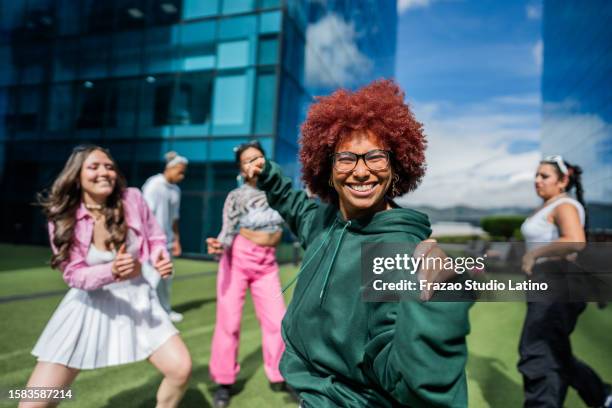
[604, 394, 612, 408]
[169, 311, 183, 322]
[604, 384, 612, 408]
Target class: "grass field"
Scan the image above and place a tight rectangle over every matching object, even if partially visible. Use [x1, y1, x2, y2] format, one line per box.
[0, 244, 610, 407]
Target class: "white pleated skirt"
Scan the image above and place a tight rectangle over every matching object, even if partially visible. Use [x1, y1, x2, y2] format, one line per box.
[32, 268, 178, 370]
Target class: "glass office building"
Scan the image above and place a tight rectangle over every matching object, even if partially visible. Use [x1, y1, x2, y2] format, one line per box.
[0, 0, 397, 251]
[541, 0, 612, 231]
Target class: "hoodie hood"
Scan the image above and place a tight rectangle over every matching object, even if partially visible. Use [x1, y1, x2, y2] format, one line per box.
[337, 206, 431, 238]
[283, 204, 431, 304]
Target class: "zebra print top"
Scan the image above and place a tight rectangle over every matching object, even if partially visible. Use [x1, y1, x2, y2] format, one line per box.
[217, 183, 284, 248]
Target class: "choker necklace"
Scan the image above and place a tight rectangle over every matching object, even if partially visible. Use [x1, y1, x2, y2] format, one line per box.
[84, 203, 104, 211]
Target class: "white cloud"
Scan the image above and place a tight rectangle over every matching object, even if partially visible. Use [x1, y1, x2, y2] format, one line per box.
[397, 97, 543, 209]
[492, 93, 541, 107]
[398, 0, 433, 13]
[532, 39, 543, 73]
[541, 100, 612, 203]
[526, 3, 542, 20]
[305, 13, 373, 88]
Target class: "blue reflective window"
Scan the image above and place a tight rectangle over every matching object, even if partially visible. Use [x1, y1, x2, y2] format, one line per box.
[212, 70, 255, 135]
[3, 88, 17, 136]
[258, 137, 273, 156]
[145, 26, 182, 74]
[213, 75, 248, 125]
[172, 139, 208, 162]
[258, 37, 278, 65]
[106, 79, 141, 138]
[0, 88, 8, 140]
[181, 21, 217, 71]
[47, 84, 74, 133]
[181, 20, 216, 44]
[281, 21, 304, 83]
[174, 71, 214, 136]
[55, 0, 80, 35]
[261, 0, 280, 7]
[275, 137, 299, 170]
[254, 71, 276, 134]
[0, 47, 16, 86]
[183, 0, 218, 19]
[116, 0, 148, 30]
[177, 191, 205, 253]
[277, 72, 304, 145]
[218, 40, 250, 69]
[259, 11, 281, 33]
[0, 1, 25, 40]
[112, 31, 143, 77]
[105, 142, 133, 161]
[134, 140, 173, 161]
[20, 44, 48, 84]
[150, 0, 181, 25]
[222, 0, 254, 15]
[82, 0, 114, 33]
[24, 0, 55, 40]
[15, 86, 43, 138]
[219, 15, 256, 40]
[75, 80, 107, 130]
[139, 74, 177, 138]
[79, 36, 110, 79]
[53, 39, 79, 81]
[0, 143, 5, 178]
[210, 138, 248, 161]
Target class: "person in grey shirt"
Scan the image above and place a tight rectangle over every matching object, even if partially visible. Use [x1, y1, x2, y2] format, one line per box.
[142, 151, 188, 322]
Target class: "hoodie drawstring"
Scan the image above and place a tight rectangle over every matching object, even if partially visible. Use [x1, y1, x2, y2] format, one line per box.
[280, 219, 338, 295]
[319, 220, 351, 304]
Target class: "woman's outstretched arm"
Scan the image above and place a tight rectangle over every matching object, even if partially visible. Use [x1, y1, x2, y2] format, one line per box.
[255, 160, 320, 247]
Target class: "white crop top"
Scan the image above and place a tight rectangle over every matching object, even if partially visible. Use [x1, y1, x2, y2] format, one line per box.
[521, 197, 585, 251]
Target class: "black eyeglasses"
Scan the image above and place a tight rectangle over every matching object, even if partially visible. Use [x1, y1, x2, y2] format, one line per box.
[332, 149, 391, 173]
[241, 155, 264, 166]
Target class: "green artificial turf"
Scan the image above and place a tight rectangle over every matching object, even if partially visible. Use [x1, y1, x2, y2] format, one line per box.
[0, 244, 610, 407]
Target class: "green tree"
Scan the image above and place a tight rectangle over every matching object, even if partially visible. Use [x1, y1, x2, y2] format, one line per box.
[480, 215, 526, 241]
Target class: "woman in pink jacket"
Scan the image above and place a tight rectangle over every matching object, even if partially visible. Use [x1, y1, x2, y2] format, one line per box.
[21, 145, 191, 408]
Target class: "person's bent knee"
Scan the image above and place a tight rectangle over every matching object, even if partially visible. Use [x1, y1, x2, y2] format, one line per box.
[168, 357, 192, 385]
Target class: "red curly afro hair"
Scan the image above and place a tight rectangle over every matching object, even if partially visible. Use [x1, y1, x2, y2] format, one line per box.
[299, 79, 427, 202]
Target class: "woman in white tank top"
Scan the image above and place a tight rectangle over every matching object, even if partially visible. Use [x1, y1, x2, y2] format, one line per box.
[517, 155, 611, 408]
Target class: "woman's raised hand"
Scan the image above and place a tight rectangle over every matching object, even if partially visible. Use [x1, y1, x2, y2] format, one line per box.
[112, 243, 142, 281]
[246, 156, 265, 179]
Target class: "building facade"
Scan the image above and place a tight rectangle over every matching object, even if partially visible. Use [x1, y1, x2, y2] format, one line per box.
[541, 0, 612, 231]
[0, 0, 397, 252]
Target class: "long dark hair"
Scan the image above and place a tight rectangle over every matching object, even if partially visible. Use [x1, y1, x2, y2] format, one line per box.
[38, 145, 128, 269]
[541, 158, 588, 229]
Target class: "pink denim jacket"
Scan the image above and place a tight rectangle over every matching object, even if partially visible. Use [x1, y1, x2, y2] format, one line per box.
[48, 187, 169, 291]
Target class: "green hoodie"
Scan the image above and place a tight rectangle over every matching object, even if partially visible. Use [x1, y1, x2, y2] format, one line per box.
[258, 161, 471, 408]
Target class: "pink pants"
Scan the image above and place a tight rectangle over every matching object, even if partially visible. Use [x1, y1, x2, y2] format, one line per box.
[209, 234, 286, 384]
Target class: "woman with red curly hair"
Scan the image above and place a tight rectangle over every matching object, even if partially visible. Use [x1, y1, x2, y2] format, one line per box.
[248, 80, 471, 407]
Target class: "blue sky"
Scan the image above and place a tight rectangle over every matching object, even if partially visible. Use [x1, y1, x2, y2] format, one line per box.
[393, 0, 544, 208]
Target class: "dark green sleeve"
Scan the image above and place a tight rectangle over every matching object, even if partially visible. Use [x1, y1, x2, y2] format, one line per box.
[364, 301, 472, 407]
[257, 160, 320, 247]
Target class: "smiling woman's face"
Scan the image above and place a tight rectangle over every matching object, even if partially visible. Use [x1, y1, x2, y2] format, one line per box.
[80, 149, 117, 201]
[331, 130, 392, 220]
